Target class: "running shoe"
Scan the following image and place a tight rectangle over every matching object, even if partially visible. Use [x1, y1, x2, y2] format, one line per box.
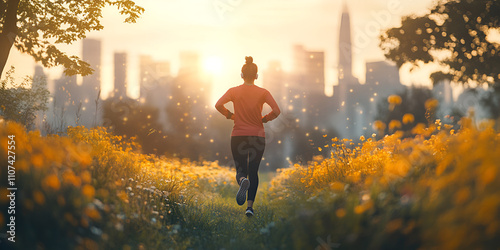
[236, 178, 250, 206]
[245, 207, 254, 217]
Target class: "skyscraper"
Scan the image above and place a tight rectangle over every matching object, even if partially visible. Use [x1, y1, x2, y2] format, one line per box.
[338, 3, 353, 83]
[33, 65, 47, 131]
[293, 45, 307, 76]
[82, 38, 101, 101]
[332, 3, 407, 139]
[114, 52, 128, 99]
[178, 51, 205, 95]
[179, 51, 201, 78]
[140, 55, 171, 101]
[432, 78, 454, 117]
[139, 55, 172, 128]
[263, 60, 286, 106]
[333, 2, 361, 138]
[306, 51, 325, 95]
[52, 73, 78, 129]
[292, 45, 325, 95]
[81, 38, 102, 127]
[365, 60, 405, 105]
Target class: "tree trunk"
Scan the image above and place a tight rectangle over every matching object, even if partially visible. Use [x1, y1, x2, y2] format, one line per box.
[0, 0, 20, 78]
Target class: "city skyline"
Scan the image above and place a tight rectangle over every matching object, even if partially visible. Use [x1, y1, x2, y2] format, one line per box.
[5, 0, 438, 103]
[1, 2, 498, 248]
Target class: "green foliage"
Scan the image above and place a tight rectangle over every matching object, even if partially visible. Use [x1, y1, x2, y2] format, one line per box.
[267, 121, 500, 249]
[3, 117, 500, 249]
[179, 196, 278, 249]
[380, 0, 500, 85]
[164, 74, 214, 159]
[102, 98, 167, 155]
[0, 67, 49, 129]
[0, 0, 144, 76]
[0, 121, 225, 249]
[479, 82, 500, 119]
[375, 86, 435, 134]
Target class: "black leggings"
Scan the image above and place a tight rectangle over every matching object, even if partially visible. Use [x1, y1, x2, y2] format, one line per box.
[231, 136, 265, 202]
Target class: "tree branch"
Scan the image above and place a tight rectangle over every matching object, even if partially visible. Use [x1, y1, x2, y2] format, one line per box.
[0, 0, 20, 77]
[3, 0, 20, 35]
[0, 1, 7, 23]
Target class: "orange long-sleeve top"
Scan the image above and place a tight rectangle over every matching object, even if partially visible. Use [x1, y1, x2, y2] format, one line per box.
[215, 84, 281, 137]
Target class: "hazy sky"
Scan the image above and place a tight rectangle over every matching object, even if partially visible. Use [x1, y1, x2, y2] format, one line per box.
[7, 0, 437, 102]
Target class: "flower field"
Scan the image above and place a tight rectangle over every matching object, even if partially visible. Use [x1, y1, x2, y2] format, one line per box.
[1, 117, 500, 249]
[268, 118, 500, 249]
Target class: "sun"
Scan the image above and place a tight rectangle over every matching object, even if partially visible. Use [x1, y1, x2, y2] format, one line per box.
[203, 56, 223, 75]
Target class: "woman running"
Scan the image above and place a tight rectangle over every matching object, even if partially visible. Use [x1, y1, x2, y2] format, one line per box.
[215, 56, 281, 217]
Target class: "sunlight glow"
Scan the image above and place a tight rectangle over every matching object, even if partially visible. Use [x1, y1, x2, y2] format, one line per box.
[203, 56, 223, 75]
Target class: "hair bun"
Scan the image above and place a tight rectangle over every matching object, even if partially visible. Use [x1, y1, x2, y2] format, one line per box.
[245, 56, 253, 64]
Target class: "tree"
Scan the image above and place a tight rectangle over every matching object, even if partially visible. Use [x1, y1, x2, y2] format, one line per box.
[375, 86, 435, 135]
[164, 69, 213, 159]
[102, 98, 167, 154]
[452, 82, 500, 121]
[479, 82, 500, 119]
[0, 67, 50, 129]
[380, 0, 500, 86]
[0, 0, 144, 77]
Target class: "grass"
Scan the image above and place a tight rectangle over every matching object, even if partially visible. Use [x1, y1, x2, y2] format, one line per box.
[2, 118, 500, 249]
[173, 170, 284, 249]
[179, 196, 277, 249]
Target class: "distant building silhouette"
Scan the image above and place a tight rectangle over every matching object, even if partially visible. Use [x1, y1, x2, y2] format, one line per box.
[338, 3, 355, 85]
[33, 65, 47, 131]
[432, 79, 454, 118]
[364, 60, 406, 127]
[289, 45, 330, 129]
[179, 51, 201, 79]
[263, 61, 286, 105]
[333, 3, 361, 138]
[33, 65, 45, 82]
[139, 55, 172, 127]
[159, 51, 214, 157]
[139, 55, 171, 101]
[46, 38, 102, 130]
[81, 38, 102, 127]
[365, 61, 402, 89]
[52, 72, 78, 129]
[306, 52, 325, 95]
[455, 88, 478, 118]
[114, 52, 128, 99]
[291, 45, 325, 95]
[333, 3, 405, 138]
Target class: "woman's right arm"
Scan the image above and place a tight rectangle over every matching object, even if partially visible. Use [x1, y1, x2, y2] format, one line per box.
[215, 89, 234, 120]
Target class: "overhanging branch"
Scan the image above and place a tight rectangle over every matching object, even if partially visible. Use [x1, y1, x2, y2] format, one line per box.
[2, 0, 20, 35]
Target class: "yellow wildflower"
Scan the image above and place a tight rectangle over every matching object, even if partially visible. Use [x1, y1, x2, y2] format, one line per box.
[389, 120, 402, 130]
[82, 185, 95, 199]
[425, 98, 439, 110]
[43, 174, 61, 190]
[402, 113, 415, 124]
[33, 191, 45, 205]
[387, 95, 402, 105]
[373, 120, 386, 131]
[336, 208, 346, 218]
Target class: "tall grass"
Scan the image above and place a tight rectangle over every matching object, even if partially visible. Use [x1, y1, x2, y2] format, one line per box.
[1, 116, 500, 249]
[268, 118, 500, 249]
[0, 122, 239, 249]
